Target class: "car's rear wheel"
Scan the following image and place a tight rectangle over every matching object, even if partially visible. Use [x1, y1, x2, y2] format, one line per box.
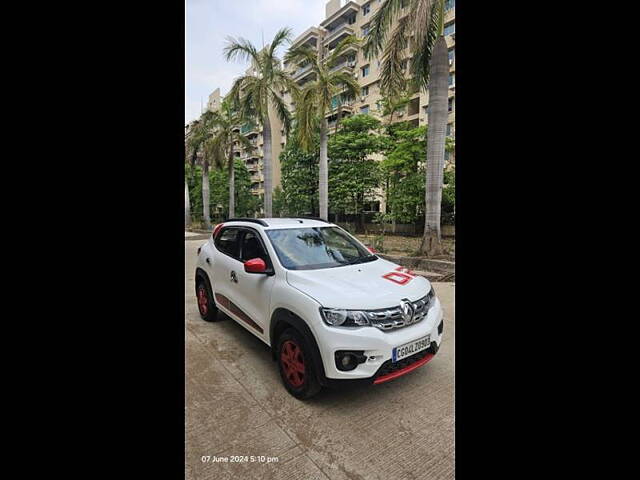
[277, 328, 321, 399]
[196, 278, 218, 322]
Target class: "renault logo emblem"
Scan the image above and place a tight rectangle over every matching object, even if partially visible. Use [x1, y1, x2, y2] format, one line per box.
[399, 298, 414, 323]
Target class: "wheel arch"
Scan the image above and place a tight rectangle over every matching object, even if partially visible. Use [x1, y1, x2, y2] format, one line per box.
[270, 308, 327, 383]
[195, 267, 213, 295]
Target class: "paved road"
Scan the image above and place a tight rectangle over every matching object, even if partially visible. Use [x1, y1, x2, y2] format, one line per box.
[185, 239, 455, 480]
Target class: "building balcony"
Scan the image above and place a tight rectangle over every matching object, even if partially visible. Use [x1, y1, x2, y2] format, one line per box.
[292, 63, 316, 84]
[240, 122, 259, 136]
[321, 1, 360, 31]
[329, 58, 356, 73]
[291, 26, 323, 49]
[324, 23, 355, 49]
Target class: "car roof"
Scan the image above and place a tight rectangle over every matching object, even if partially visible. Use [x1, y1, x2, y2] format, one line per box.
[224, 218, 335, 229]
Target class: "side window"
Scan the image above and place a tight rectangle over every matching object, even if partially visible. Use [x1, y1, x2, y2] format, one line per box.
[215, 228, 240, 258]
[240, 231, 269, 263]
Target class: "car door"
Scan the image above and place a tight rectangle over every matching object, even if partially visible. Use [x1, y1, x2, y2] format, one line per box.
[231, 228, 276, 340]
[211, 227, 243, 315]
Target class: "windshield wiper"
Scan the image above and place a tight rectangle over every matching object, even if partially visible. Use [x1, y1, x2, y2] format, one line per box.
[343, 255, 378, 266]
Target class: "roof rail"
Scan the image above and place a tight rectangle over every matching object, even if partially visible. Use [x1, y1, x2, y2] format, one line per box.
[297, 216, 331, 223]
[227, 218, 269, 227]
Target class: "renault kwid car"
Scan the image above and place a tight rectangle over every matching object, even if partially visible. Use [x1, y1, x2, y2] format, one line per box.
[194, 217, 444, 399]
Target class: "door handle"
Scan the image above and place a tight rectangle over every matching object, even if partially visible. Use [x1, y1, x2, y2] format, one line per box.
[206, 258, 211, 265]
[230, 271, 238, 283]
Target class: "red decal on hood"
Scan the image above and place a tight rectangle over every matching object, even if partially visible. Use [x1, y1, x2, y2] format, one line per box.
[382, 266, 417, 285]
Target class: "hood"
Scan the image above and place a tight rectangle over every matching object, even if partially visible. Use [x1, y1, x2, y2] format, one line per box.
[286, 257, 431, 310]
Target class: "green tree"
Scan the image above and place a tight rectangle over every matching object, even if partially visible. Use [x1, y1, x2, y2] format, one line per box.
[225, 28, 297, 218]
[382, 123, 427, 225]
[365, 0, 449, 256]
[210, 160, 260, 219]
[441, 168, 455, 225]
[208, 98, 255, 218]
[285, 35, 361, 221]
[186, 111, 216, 229]
[328, 114, 386, 231]
[278, 132, 319, 216]
[188, 161, 259, 223]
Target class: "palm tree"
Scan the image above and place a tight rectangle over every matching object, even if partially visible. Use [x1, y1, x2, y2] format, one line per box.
[186, 111, 215, 229]
[224, 28, 296, 218]
[185, 124, 194, 228]
[285, 35, 361, 221]
[208, 99, 255, 218]
[364, 0, 449, 256]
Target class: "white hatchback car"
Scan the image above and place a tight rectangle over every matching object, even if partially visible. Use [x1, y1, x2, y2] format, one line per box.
[195, 218, 444, 399]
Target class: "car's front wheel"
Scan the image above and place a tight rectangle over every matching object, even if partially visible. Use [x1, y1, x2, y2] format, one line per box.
[196, 278, 218, 322]
[277, 328, 321, 400]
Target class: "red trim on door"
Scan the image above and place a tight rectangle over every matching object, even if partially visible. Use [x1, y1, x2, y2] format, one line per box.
[373, 353, 435, 384]
[214, 293, 264, 334]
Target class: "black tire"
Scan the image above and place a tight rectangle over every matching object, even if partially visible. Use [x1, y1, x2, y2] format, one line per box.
[195, 277, 218, 322]
[276, 328, 322, 400]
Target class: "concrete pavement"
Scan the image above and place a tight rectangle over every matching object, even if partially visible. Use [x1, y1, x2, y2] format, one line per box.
[185, 238, 455, 480]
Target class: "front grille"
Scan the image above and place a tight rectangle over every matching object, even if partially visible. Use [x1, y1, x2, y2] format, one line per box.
[366, 290, 435, 331]
[375, 348, 433, 379]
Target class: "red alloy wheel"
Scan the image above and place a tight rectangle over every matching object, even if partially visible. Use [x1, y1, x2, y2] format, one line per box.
[197, 285, 208, 316]
[280, 340, 305, 388]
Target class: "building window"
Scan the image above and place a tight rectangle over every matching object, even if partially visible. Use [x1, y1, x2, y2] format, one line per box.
[401, 0, 408, 7]
[446, 123, 452, 136]
[360, 105, 370, 114]
[444, 0, 455, 11]
[361, 24, 370, 36]
[448, 97, 454, 112]
[361, 65, 370, 77]
[449, 72, 455, 87]
[445, 150, 450, 161]
[448, 48, 455, 64]
[362, 85, 369, 97]
[444, 21, 455, 36]
[347, 14, 356, 25]
[362, 3, 370, 15]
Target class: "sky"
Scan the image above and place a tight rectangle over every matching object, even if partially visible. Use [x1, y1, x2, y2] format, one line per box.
[185, 0, 329, 125]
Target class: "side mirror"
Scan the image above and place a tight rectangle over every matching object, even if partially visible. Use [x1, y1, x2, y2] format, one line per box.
[244, 257, 269, 274]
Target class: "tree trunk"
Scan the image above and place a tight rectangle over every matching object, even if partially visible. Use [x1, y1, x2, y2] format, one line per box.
[228, 142, 235, 219]
[420, 35, 448, 257]
[262, 116, 273, 217]
[319, 118, 329, 221]
[202, 161, 211, 229]
[185, 179, 191, 228]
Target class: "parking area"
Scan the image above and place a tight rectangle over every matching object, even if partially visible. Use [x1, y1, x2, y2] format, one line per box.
[185, 238, 455, 480]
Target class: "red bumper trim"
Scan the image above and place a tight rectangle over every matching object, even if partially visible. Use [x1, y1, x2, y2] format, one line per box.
[373, 353, 435, 385]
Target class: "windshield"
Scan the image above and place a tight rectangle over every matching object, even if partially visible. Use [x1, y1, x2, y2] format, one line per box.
[265, 227, 378, 270]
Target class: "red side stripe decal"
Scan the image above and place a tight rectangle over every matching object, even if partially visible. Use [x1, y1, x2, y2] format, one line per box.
[215, 293, 264, 334]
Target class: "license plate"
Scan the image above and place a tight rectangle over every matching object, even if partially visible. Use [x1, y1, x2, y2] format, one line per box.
[392, 335, 431, 362]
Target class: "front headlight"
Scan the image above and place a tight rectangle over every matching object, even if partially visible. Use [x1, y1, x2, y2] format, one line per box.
[320, 308, 371, 327]
[321, 287, 436, 329]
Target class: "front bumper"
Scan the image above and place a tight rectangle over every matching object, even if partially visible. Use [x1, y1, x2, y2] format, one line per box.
[313, 297, 444, 383]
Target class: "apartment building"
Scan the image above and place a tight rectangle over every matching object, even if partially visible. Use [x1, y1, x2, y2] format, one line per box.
[206, 88, 222, 113]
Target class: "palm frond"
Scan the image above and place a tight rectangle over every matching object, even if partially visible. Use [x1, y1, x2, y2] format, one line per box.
[223, 36, 260, 65]
[269, 87, 292, 134]
[268, 27, 293, 60]
[363, 0, 404, 59]
[409, 1, 440, 91]
[379, 13, 410, 97]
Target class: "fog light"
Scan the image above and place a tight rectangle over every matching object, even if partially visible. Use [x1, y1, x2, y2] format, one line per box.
[335, 350, 367, 371]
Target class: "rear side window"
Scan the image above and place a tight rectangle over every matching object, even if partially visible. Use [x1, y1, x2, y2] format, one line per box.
[215, 228, 240, 258]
